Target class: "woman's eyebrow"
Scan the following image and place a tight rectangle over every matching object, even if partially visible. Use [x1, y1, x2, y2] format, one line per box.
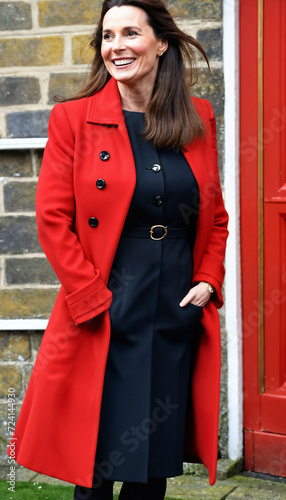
[102, 25, 143, 33]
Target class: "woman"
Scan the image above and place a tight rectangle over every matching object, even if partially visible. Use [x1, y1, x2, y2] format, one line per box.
[8, 1, 228, 499]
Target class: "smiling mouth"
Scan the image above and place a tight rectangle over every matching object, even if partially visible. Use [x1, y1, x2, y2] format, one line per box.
[113, 58, 136, 67]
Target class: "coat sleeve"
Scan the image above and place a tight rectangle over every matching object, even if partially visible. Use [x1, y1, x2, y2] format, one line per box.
[193, 100, 229, 309]
[36, 104, 112, 325]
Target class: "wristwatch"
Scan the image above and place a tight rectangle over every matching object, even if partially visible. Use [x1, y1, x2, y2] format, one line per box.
[204, 282, 214, 294]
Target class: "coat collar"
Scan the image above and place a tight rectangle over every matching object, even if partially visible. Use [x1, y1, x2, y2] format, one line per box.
[86, 77, 124, 126]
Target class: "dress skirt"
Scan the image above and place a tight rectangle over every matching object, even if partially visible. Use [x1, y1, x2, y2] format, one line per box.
[93, 111, 202, 484]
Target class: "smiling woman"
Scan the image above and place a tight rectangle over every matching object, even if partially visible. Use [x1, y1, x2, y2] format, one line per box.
[54, 0, 209, 150]
[101, 6, 168, 109]
[8, 1, 228, 499]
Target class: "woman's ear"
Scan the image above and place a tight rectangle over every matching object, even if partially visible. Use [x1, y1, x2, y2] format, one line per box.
[158, 40, 168, 57]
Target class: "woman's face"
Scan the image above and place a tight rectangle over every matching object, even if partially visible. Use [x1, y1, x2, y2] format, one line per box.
[101, 6, 167, 89]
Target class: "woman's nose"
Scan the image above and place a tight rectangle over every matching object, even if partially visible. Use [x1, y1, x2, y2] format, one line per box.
[111, 35, 126, 52]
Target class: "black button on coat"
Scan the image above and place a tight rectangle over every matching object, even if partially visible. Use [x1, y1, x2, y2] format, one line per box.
[96, 179, 106, 190]
[89, 217, 99, 228]
[99, 151, 110, 161]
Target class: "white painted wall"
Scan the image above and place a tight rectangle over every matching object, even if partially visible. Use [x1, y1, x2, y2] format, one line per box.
[223, 0, 244, 459]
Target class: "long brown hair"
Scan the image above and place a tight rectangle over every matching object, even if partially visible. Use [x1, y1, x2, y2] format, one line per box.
[55, 0, 209, 150]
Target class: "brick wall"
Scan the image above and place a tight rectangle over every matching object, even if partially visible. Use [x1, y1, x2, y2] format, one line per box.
[0, 0, 227, 476]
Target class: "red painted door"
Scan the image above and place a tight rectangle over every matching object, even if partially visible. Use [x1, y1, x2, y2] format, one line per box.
[240, 0, 286, 476]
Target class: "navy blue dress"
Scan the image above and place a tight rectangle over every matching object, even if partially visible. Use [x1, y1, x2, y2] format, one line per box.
[93, 111, 202, 484]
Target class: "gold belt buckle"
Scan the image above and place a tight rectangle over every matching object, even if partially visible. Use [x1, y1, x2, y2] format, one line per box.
[150, 225, 168, 241]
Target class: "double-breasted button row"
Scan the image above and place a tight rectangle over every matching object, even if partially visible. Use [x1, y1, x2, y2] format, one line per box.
[97, 151, 109, 193]
[90, 153, 109, 227]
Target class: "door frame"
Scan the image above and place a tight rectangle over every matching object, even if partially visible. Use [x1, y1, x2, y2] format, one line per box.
[223, 0, 243, 460]
[240, 0, 286, 476]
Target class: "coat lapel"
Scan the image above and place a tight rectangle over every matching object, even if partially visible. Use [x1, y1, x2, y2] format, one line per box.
[86, 77, 125, 126]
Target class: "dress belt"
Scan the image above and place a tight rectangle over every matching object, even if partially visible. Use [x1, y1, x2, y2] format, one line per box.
[121, 225, 189, 241]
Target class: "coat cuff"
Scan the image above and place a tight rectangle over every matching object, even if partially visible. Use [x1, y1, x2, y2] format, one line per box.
[65, 271, 112, 325]
[192, 273, 223, 309]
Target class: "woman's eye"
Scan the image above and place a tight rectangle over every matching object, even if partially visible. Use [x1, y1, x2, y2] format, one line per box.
[103, 33, 112, 40]
[127, 31, 137, 37]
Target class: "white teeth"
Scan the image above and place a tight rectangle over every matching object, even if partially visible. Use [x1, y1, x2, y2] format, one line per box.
[114, 59, 135, 66]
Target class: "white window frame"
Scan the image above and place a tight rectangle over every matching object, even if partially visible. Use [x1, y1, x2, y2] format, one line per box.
[0, 138, 47, 150]
[0, 319, 48, 330]
[0, 138, 48, 330]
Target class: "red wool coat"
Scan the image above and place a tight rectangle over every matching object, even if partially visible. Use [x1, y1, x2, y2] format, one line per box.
[8, 77, 228, 487]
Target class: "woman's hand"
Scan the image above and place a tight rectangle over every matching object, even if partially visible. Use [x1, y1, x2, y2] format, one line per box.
[179, 282, 213, 308]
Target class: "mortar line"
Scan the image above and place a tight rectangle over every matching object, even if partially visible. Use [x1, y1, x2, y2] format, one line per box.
[2, 178, 38, 183]
[0, 257, 4, 288]
[2, 254, 45, 258]
[0, 181, 4, 214]
[1, 103, 54, 112]
[2, 257, 6, 287]
[64, 34, 72, 66]
[0, 212, 36, 216]
[31, 0, 39, 30]
[1, 284, 60, 289]
[39, 71, 51, 107]
[31, 149, 38, 178]
[0, 111, 6, 137]
[0, 67, 88, 76]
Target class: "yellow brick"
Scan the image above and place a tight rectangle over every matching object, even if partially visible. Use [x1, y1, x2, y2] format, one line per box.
[72, 34, 94, 65]
[0, 333, 31, 362]
[166, 0, 222, 20]
[0, 289, 58, 319]
[0, 367, 21, 398]
[0, 37, 64, 68]
[38, 0, 101, 27]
